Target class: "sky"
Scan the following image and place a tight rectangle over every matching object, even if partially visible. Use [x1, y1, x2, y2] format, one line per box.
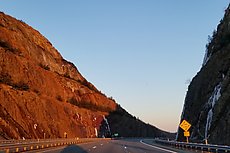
[1, 1, 229, 132]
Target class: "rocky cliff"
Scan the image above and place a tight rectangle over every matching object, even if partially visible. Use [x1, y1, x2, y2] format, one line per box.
[177, 4, 230, 145]
[0, 12, 170, 139]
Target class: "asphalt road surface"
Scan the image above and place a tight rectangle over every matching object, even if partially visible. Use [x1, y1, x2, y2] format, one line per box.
[26, 139, 202, 153]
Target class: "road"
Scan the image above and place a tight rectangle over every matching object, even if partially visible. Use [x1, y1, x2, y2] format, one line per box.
[26, 139, 200, 153]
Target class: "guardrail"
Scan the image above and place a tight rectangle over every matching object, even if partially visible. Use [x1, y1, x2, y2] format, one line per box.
[155, 139, 230, 152]
[0, 138, 109, 153]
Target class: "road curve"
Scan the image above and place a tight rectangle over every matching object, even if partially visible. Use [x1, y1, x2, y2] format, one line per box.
[25, 139, 197, 153]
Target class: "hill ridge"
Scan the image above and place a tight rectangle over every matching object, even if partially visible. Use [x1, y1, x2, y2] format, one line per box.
[0, 12, 172, 139]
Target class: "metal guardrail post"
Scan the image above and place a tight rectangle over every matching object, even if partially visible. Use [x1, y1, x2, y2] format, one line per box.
[155, 139, 230, 152]
[0, 138, 111, 153]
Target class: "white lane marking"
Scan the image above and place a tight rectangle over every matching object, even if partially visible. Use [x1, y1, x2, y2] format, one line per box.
[93, 146, 97, 149]
[140, 140, 177, 153]
[100, 143, 103, 146]
[122, 145, 129, 153]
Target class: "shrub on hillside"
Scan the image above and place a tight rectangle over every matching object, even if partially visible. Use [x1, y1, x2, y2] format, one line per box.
[64, 72, 71, 79]
[39, 63, 50, 71]
[12, 81, 29, 91]
[0, 72, 12, 85]
[33, 89, 40, 95]
[56, 95, 63, 102]
[67, 97, 113, 112]
[0, 40, 20, 54]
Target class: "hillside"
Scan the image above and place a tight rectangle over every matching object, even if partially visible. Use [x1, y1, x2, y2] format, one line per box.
[0, 12, 171, 139]
[177, 4, 230, 145]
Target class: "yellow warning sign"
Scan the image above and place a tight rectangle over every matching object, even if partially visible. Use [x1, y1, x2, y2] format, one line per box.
[184, 131, 190, 137]
[180, 120, 191, 132]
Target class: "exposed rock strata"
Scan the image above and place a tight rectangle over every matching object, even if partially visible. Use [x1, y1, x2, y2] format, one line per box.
[0, 12, 170, 139]
[177, 5, 230, 145]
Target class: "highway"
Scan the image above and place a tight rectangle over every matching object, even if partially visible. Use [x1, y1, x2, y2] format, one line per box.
[25, 139, 201, 153]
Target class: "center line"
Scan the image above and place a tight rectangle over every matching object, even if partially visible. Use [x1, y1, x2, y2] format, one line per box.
[93, 146, 97, 149]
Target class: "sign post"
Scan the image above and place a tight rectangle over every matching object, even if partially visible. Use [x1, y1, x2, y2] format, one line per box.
[183, 131, 190, 143]
[179, 120, 191, 143]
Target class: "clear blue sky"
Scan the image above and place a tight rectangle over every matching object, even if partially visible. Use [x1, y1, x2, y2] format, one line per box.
[1, 1, 229, 132]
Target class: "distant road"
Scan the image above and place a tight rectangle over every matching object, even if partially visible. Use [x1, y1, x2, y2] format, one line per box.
[25, 139, 199, 153]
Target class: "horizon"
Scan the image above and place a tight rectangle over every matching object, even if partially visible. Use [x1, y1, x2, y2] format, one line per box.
[0, 1, 229, 132]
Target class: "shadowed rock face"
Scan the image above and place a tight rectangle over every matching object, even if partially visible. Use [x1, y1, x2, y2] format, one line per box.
[177, 5, 230, 145]
[0, 12, 171, 139]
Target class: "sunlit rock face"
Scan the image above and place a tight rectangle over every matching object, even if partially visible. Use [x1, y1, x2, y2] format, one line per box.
[0, 12, 172, 139]
[177, 5, 230, 145]
[0, 11, 117, 139]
